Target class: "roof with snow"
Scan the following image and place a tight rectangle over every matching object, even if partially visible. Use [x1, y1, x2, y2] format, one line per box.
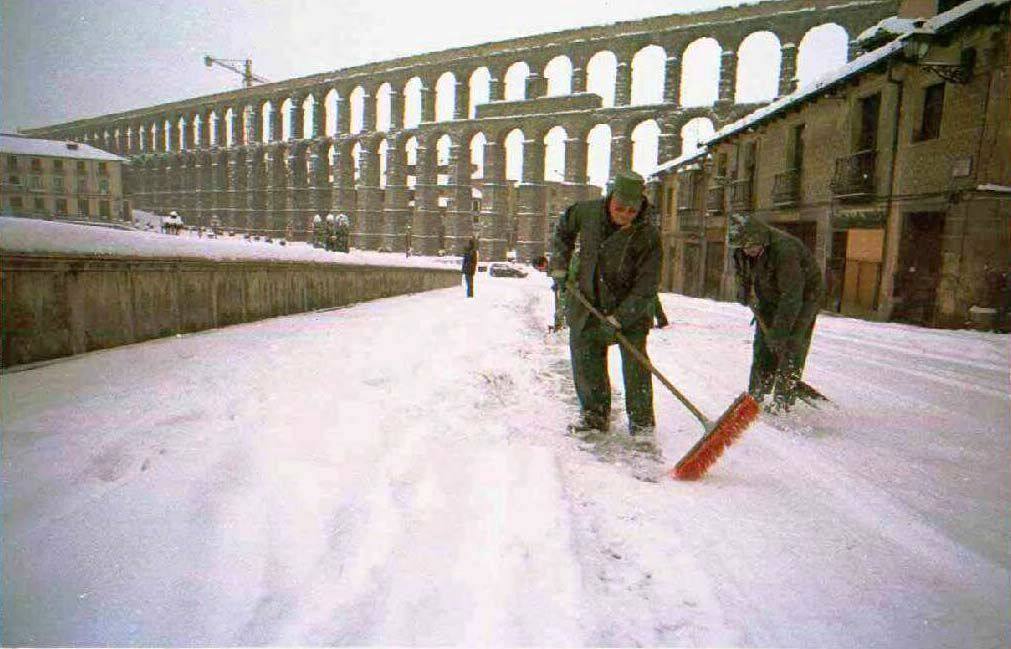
[0, 134, 125, 162]
[647, 149, 708, 181]
[703, 0, 1008, 148]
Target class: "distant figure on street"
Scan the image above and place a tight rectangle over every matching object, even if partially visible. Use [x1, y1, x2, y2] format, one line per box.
[461, 237, 479, 298]
[731, 214, 825, 411]
[550, 170, 661, 444]
[984, 263, 1011, 332]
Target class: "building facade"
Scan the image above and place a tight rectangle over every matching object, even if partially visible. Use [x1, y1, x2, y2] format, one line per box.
[656, 0, 1010, 328]
[0, 135, 129, 221]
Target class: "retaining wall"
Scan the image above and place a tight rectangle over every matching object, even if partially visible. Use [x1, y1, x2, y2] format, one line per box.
[1, 254, 459, 368]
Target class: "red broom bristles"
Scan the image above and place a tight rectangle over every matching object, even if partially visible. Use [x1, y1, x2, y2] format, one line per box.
[669, 392, 760, 481]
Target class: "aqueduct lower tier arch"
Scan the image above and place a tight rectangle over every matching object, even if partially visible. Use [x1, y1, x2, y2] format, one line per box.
[25, 0, 896, 261]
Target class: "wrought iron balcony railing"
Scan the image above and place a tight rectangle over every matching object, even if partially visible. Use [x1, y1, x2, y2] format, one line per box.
[706, 184, 725, 214]
[830, 150, 876, 199]
[730, 178, 753, 212]
[772, 169, 800, 206]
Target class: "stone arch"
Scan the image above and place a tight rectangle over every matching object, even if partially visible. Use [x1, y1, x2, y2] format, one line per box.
[681, 37, 721, 107]
[378, 138, 390, 188]
[376, 83, 393, 132]
[469, 131, 487, 180]
[798, 23, 848, 87]
[350, 140, 364, 184]
[350, 86, 366, 134]
[504, 128, 525, 182]
[544, 56, 573, 96]
[504, 62, 529, 101]
[324, 88, 339, 136]
[261, 101, 274, 143]
[631, 119, 660, 176]
[544, 125, 567, 182]
[299, 95, 313, 139]
[280, 98, 294, 140]
[404, 77, 423, 129]
[735, 31, 782, 103]
[680, 117, 715, 156]
[436, 133, 454, 190]
[405, 135, 419, 190]
[435, 72, 457, 122]
[587, 122, 612, 188]
[469, 67, 491, 119]
[587, 51, 617, 107]
[631, 45, 666, 106]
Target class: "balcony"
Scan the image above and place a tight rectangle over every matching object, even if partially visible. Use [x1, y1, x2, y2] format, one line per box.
[706, 184, 726, 215]
[772, 170, 800, 206]
[730, 178, 753, 212]
[831, 150, 876, 199]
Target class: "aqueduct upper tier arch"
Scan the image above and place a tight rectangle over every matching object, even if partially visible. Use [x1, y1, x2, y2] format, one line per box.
[24, 0, 896, 261]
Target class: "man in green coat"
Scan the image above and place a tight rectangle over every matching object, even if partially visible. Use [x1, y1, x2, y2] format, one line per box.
[550, 171, 662, 440]
[731, 215, 825, 411]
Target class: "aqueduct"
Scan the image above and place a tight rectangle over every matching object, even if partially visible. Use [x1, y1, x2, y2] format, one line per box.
[24, 0, 896, 261]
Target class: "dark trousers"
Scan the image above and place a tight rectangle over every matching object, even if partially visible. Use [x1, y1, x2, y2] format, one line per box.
[570, 321, 655, 429]
[749, 315, 817, 402]
[464, 273, 474, 297]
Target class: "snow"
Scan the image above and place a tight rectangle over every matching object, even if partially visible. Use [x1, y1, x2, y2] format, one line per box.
[0, 133, 125, 162]
[977, 183, 1011, 193]
[856, 16, 919, 44]
[2, 275, 1008, 647]
[0, 216, 446, 269]
[646, 149, 707, 181]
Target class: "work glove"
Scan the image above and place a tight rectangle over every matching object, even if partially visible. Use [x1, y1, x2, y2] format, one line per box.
[601, 314, 622, 340]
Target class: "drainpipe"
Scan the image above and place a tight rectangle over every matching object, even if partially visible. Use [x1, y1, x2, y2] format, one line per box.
[878, 59, 905, 320]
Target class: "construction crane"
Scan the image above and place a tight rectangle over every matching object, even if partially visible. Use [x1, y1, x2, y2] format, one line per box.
[203, 55, 270, 88]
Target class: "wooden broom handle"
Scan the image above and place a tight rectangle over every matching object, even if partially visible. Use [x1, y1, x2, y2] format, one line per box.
[566, 282, 711, 428]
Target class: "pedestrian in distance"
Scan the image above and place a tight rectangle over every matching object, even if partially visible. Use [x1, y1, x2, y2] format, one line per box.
[549, 170, 662, 446]
[461, 237, 479, 298]
[730, 214, 825, 412]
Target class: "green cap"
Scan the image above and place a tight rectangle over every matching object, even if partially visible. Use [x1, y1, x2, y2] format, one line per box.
[728, 213, 771, 248]
[610, 170, 645, 205]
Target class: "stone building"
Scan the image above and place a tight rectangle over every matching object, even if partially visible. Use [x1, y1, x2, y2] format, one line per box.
[22, 0, 895, 260]
[0, 134, 129, 221]
[653, 0, 1010, 328]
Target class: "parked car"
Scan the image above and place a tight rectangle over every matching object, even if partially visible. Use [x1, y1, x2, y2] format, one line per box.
[488, 262, 528, 278]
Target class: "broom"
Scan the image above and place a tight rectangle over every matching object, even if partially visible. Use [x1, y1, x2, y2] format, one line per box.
[749, 307, 829, 403]
[566, 283, 759, 480]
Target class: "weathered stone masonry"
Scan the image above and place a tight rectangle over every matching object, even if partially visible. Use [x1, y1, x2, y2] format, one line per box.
[24, 0, 894, 261]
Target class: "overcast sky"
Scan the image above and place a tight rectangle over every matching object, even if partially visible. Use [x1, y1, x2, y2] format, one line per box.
[0, 0, 791, 132]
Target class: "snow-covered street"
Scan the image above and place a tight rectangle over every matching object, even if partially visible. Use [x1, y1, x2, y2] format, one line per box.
[2, 272, 1008, 647]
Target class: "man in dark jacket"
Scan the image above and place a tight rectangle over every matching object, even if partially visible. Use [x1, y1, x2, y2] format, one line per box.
[550, 171, 662, 441]
[461, 237, 479, 297]
[731, 215, 825, 411]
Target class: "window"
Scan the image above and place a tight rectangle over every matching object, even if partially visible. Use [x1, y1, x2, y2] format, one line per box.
[53, 176, 65, 192]
[99, 179, 110, 194]
[55, 198, 68, 214]
[76, 161, 86, 173]
[77, 177, 87, 193]
[916, 83, 945, 141]
[10, 196, 23, 210]
[34, 197, 45, 212]
[717, 153, 728, 178]
[29, 175, 42, 190]
[790, 124, 806, 170]
[8, 155, 18, 170]
[31, 158, 42, 172]
[53, 159, 64, 172]
[78, 199, 90, 216]
[8, 175, 20, 185]
[99, 200, 110, 217]
[98, 162, 108, 176]
[858, 93, 881, 151]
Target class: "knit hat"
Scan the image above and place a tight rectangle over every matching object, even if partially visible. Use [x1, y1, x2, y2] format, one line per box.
[610, 171, 645, 205]
[728, 214, 771, 247]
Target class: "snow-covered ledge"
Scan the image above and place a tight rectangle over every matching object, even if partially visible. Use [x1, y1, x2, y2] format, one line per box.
[0, 218, 460, 368]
